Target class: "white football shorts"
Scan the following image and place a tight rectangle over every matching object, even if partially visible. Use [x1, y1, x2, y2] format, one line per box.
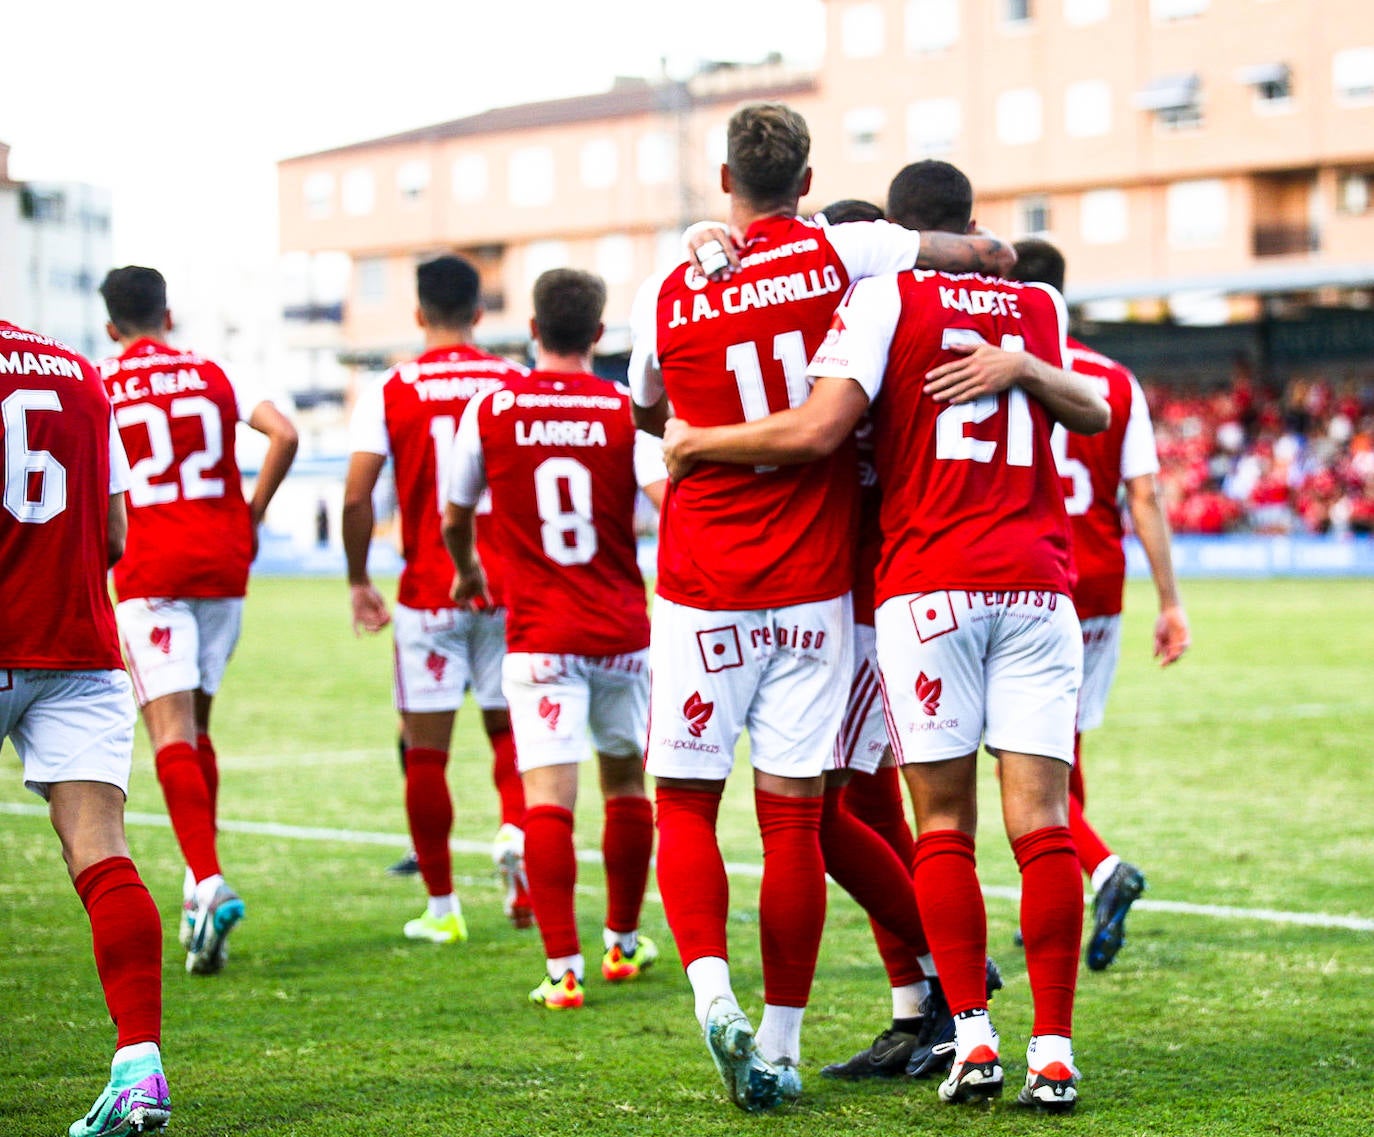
[502, 650, 649, 771]
[1, 668, 136, 800]
[831, 622, 888, 776]
[117, 597, 244, 706]
[644, 594, 854, 781]
[392, 603, 507, 714]
[1076, 614, 1123, 733]
[875, 589, 1081, 766]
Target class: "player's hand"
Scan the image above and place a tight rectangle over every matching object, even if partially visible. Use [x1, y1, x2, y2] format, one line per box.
[685, 224, 742, 280]
[350, 582, 390, 636]
[925, 343, 1023, 404]
[450, 564, 492, 612]
[1154, 604, 1190, 666]
[662, 417, 698, 481]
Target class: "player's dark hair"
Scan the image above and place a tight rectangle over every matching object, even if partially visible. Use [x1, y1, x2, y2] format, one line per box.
[99, 266, 167, 335]
[818, 199, 884, 225]
[1008, 237, 1067, 293]
[417, 254, 481, 328]
[532, 268, 605, 355]
[886, 160, 974, 234]
[726, 104, 811, 210]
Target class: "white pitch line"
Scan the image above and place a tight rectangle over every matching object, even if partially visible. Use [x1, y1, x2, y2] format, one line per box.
[3, 801, 1371, 933]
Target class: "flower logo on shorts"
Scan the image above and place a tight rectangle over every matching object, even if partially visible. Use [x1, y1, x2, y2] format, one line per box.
[682, 691, 714, 738]
[538, 696, 562, 731]
[915, 672, 943, 718]
[150, 627, 172, 655]
[425, 652, 447, 682]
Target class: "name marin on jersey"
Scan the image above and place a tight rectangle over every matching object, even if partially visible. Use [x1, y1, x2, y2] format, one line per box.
[0, 350, 87, 380]
[667, 264, 844, 329]
[104, 369, 208, 405]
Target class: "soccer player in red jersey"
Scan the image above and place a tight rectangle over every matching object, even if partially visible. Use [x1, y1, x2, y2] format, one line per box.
[1, 321, 172, 1136]
[627, 104, 1016, 1112]
[1010, 238, 1191, 971]
[99, 267, 298, 975]
[443, 268, 666, 1008]
[661, 176, 1110, 1110]
[344, 255, 530, 943]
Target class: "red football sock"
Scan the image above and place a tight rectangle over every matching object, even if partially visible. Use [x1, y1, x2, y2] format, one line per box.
[195, 733, 219, 824]
[756, 789, 826, 1009]
[912, 829, 986, 1015]
[845, 766, 926, 984]
[602, 795, 654, 934]
[1069, 794, 1112, 878]
[75, 857, 162, 1048]
[403, 747, 453, 897]
[820, 784, 927, 959]
[154, 740, 220, 882]
[488, 727, 525, 828]
[524, 803, 579, 958]
[1068, 733, 1086, 807]
[654, 785, 728, 967]
[1013, 826, 1083, 1039]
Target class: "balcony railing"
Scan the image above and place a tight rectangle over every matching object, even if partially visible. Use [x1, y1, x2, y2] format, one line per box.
[1252, 225, 1320, 257]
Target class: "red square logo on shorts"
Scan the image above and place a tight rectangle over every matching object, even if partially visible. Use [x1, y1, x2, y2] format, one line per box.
[909, 592, 958, 642]
[697, 626, 743, 672]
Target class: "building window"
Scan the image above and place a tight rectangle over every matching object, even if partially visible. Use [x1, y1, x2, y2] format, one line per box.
[843, 107, 886, 163]
[1003, 0, 1033, 25]
[451, 154, 488, 203]
[1338, 171, 1370, 215]
[356, 257, 386, 304]
[1333, 47, 1374, 102]
[1151, 0, 1207, 19]
[1167, 179, 1227, 247]
[1018, 195, 1051, 235]
[396, 160, 430, 202]
[1063, 0, 1108, 25]
[509, 146, 555, 207]
[1080, 189, 1128, 244]
[843, 3, 885, 58]
[580, 138, 619, 189]
[341, 168, 375, 216]
[1237, 62, 1292, 109]
[705, 123, 728, 166]
[907, 97, 961, 157]
[524, 240, 569, 288]
[997, 89, 1043, 145]
[638, 132, 675, 185]
[1065, 79, 1111, 137]
[906, 0, 959, 54]
[1134, 74, 1203, 130]
[596, 234, 635, 284]
[303, 172, 334, 220]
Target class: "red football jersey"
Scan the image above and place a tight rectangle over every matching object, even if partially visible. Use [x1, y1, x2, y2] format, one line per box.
[852, 412, 882, 626]
[350, 344, 525, 610]
[448, 370, 651, 657]
[1055, 337, 1160, 619]
[629, 215, 924, 610]
[1, 322, 125, 669]
[810, 271, 1073, 603]
[101, 339, 253, 600]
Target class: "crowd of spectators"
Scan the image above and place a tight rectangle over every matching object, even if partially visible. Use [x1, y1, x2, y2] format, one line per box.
[1145, 369, 1374, 536]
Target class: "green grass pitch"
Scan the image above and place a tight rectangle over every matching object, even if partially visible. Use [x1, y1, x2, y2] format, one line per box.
[2, 576, 1372, 1135]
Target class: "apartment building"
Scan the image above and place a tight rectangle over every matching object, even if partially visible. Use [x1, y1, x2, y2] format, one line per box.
[0, 142, 113, 360]
[278, 0, 1374, 387]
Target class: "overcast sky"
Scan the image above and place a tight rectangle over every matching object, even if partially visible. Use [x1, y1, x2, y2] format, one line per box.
[2, 1, 826, 273]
